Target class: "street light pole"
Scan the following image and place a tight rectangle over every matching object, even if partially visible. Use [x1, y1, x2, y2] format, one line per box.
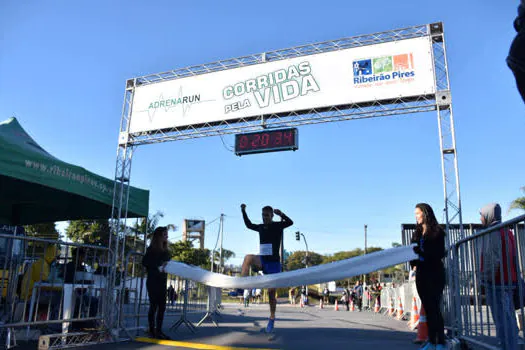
[300, 233, 309, 268]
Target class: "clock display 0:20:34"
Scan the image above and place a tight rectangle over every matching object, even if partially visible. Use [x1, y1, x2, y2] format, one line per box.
[237, 129, 295, 150]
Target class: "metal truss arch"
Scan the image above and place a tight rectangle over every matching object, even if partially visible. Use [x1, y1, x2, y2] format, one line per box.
[109, 21, 463, 331]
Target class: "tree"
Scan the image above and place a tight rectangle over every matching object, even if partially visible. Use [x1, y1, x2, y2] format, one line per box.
[24, 223, 60, 240]
[286, 250, 323, 271]
[133, 211, 177, 240]
[211, 249, 236, 268]
[24, 222, 61, 257]
[323, 248, 362, 264]
[168, 240, 210, 268]
[322, 247, 382, 264]
[65, 219, 110, 245]
[391, 242, 402, 248]
[283, 249, 292, 266]
[322, 247, 384, 285]
[367, 247, 383, 254]
[510, 187, 525, 212]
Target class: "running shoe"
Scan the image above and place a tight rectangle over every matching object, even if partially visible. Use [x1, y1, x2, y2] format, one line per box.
[265, 318, 275, 333]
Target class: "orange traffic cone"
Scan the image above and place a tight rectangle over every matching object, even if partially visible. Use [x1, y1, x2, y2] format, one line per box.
[408, 297, 419, 330]
[392, 298, 398, 317]
[374, 298, 380, 313]
[413, 305, 428, 344]
[350, 300, 355, 312]
[319, 299, 324, 309]
[388, 297, 395, 316]
[300, 297, 304, 308]
[334, 299, 339, 311]
[396, 297, 404, 320]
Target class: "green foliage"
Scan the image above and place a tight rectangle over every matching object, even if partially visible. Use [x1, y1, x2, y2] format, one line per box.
[283, 249, 291, 265]
[510, 187, 525, 212]
[322, 246, 383, 264]
[133, 211, 177, 239]
[24, 222, 60, 240]
[65, 219, 110, 245]
[211, 249, 236, 268]
[321, 247, 384, 285]
[169, 240, 209, 267]
[285, 250, 323, 271]
[24, 222, 61, 258]
[169, 241, 235, 269]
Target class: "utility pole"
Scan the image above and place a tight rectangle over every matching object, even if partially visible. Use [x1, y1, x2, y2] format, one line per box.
[363, 224, 368, 284]
[364, 224, 368, 255]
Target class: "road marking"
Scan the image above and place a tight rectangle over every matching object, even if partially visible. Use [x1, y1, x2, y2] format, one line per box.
[135, 337, 277, 350]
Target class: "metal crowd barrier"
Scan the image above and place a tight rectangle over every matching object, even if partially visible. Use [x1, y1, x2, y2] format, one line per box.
[448, 214, 525, 349]
[0, 234, 112, 349]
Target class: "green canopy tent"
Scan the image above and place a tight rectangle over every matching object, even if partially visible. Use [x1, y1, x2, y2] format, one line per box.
[0, 117, 149, 225]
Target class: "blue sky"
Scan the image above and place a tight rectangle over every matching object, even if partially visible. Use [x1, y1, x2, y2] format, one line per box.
[1, 1, 523, 265]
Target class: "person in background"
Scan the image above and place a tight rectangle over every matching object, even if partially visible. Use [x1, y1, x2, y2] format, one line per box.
[323, 286, 330, 305]
[142, 227, 171, 340]
[375, 282, 383, 307]
[412, 203, 446, 350]
[167, 285, 175, 306]
[243, 289, 251, 308]
[479, 203, 518, 350]
[365, 286, 373, 309]
[341, 289, 350, 311]
[300, 285, 307, 305]
[353, 281, 363, 312]
[409, 266, 417, 282]
[21, 245, 58, 301]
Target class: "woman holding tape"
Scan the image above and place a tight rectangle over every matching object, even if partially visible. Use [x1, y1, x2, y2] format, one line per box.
[412, 203, 446, 350]
[143, 226, 171, 339]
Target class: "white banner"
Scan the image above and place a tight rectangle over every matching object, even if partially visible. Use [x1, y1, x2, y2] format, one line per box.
[164, 245, 417, 289]
[129, 37, 435, 133]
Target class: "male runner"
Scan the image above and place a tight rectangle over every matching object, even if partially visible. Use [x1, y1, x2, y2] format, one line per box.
[239, 203, 293, 333]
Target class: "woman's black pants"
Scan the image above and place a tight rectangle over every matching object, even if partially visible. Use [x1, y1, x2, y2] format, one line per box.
[416, 268, 445, 345]
[147, 279, 167, 332]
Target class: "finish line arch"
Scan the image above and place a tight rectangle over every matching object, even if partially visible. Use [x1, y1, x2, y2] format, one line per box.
[108, 21, 463, 325]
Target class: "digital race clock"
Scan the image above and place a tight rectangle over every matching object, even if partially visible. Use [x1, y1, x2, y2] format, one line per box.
[234, 128, 298, 156]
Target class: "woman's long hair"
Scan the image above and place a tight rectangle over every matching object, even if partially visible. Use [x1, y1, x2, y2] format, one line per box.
[413, 203, 444, 241]
[149, 226, 168, 252]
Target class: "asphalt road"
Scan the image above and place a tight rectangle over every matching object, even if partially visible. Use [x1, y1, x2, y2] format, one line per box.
[76, 302, 422, 350]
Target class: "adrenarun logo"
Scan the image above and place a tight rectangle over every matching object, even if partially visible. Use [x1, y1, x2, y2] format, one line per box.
[148, 94, 201, 109]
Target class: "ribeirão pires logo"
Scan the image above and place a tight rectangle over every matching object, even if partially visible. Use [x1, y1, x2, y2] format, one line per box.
[353, 53, 415, 85]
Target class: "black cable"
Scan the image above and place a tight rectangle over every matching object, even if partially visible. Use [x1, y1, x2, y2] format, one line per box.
[219, 134, 234, 152]
[206, 217, 221, 226]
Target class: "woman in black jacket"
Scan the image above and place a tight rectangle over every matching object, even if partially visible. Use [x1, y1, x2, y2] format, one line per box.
[412, 203, 446, 350]
[142, 226, 171, 339]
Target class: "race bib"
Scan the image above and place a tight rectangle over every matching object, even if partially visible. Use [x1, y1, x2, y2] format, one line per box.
[259, 243, 272, 256]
